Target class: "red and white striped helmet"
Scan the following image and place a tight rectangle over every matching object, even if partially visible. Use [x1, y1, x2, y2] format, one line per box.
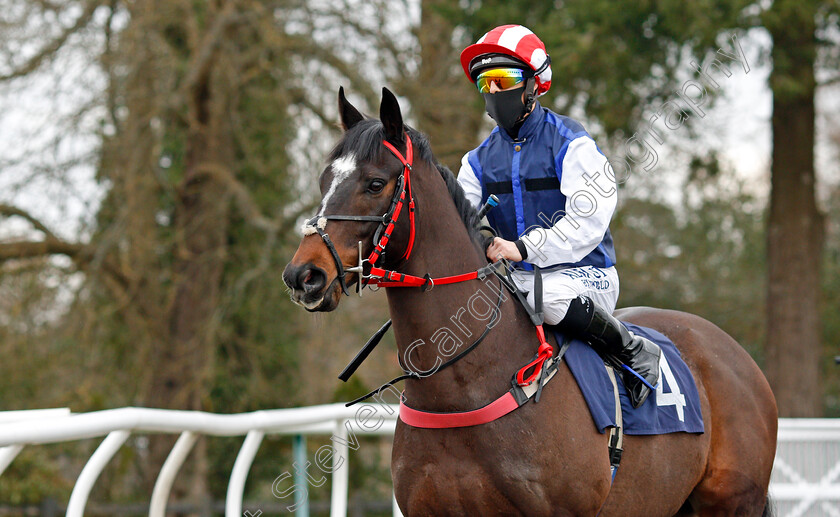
[460, 25, 552, 96]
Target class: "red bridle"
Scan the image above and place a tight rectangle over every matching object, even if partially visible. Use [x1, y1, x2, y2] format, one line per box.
[305, 133, 557, 429]
[374, 137, 416, 264]
[366, 136, 497, 290]
[304, 133, 496, 293]
[301, 134, 417, 295]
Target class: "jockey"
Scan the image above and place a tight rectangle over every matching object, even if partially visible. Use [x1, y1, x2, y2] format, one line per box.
[456, 24, 661, 407]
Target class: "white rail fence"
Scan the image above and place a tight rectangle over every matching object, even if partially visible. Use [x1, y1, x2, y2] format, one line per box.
[0, 405, 401, 517]
[0, 407, 837, 517]
[772, 419, 840, 517]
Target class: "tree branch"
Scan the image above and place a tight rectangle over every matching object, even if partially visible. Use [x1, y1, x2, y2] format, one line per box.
[0, 1, 99, 82]
[308, 6, 405, 65]
[102, 0, 119, 128]
[285, 34, 380, 110]
[31, 0, 67, 12]
[193, 163, 278, 232]
[0, 240, 84, 262]
[289, 87, 341, 130]
[0, 204, 95, 266]
[0, 204, 58, 240]
[818, 75, 840, 87]
[183, 3, 244, 111]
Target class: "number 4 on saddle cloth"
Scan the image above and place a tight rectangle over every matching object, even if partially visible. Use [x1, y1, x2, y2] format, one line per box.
[556, 323, 704, 435]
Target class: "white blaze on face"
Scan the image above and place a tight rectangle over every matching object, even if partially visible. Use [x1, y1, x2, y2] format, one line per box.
[318, 153, 357, 216]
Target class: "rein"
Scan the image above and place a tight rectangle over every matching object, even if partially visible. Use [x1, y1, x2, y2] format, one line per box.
[303, 132, 558, 428]
[344, 276, 506, 407]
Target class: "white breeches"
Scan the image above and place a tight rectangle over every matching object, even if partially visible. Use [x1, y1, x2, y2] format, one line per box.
[510, 266, 620, 325]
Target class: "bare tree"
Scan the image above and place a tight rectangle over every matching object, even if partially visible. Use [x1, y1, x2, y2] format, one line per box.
[1, 0, 470, 500]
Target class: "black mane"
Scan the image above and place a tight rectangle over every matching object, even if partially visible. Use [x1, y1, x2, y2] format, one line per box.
[329, 120, 490, 251]
[435, 162, 493, 252]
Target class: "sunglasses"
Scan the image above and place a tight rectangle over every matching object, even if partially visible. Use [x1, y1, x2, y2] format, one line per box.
[475, 68, 530, 93]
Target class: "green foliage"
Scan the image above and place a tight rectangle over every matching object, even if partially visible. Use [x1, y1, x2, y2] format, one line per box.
[614, 173, 766, 359]
[209, 57, 303, 415]
[453, 0, 752, 136]
[822, 188, 840, 417]
[0, 447, 71, 504]
[332, 375, 371, 403]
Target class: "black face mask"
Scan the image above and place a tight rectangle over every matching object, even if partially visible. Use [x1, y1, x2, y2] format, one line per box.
[482, 87, 528, 138]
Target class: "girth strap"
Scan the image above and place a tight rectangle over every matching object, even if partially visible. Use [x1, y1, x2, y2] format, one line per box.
[595, 365, 625, 517]
[605, 365, 624, 482]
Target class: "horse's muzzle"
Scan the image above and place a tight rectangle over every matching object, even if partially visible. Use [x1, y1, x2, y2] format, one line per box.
[283, 262, 339, 311]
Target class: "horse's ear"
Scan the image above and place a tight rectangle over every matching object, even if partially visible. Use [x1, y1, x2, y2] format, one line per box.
[338, 86, 365, 131]
[379, 87, 404, 144]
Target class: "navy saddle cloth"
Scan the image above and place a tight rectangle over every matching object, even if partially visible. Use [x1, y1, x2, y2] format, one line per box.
[553, 322, 704, 435]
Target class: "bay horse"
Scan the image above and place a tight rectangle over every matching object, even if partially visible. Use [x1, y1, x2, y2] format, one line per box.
[283, 87, 778, 516]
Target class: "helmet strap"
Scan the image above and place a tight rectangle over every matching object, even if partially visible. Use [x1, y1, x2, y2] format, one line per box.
[523, 77, 538, 115]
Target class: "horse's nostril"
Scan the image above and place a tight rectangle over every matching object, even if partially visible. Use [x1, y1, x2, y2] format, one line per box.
[284, 264, 328, 294]
[301, 268, 326, 294]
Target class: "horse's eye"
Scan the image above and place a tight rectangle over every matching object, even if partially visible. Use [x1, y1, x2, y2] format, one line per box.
[367, 179, 386, 193]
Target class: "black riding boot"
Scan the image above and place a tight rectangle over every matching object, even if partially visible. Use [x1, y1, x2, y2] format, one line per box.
[560, 296, 661, 408]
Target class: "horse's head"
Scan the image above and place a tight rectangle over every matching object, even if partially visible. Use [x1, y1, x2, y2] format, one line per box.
[283, 87, 416, 311]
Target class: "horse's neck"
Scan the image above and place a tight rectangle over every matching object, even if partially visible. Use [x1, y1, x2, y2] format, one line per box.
[385, 166, 536, 412]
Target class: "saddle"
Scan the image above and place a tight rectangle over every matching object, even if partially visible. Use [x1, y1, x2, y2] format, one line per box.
[552, 325, 704, 435]
[509, 268, 703, 436]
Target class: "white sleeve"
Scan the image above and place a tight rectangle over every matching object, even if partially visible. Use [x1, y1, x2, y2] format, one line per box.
[456, 152, 483, 210]
[519, 137, 617, 267]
